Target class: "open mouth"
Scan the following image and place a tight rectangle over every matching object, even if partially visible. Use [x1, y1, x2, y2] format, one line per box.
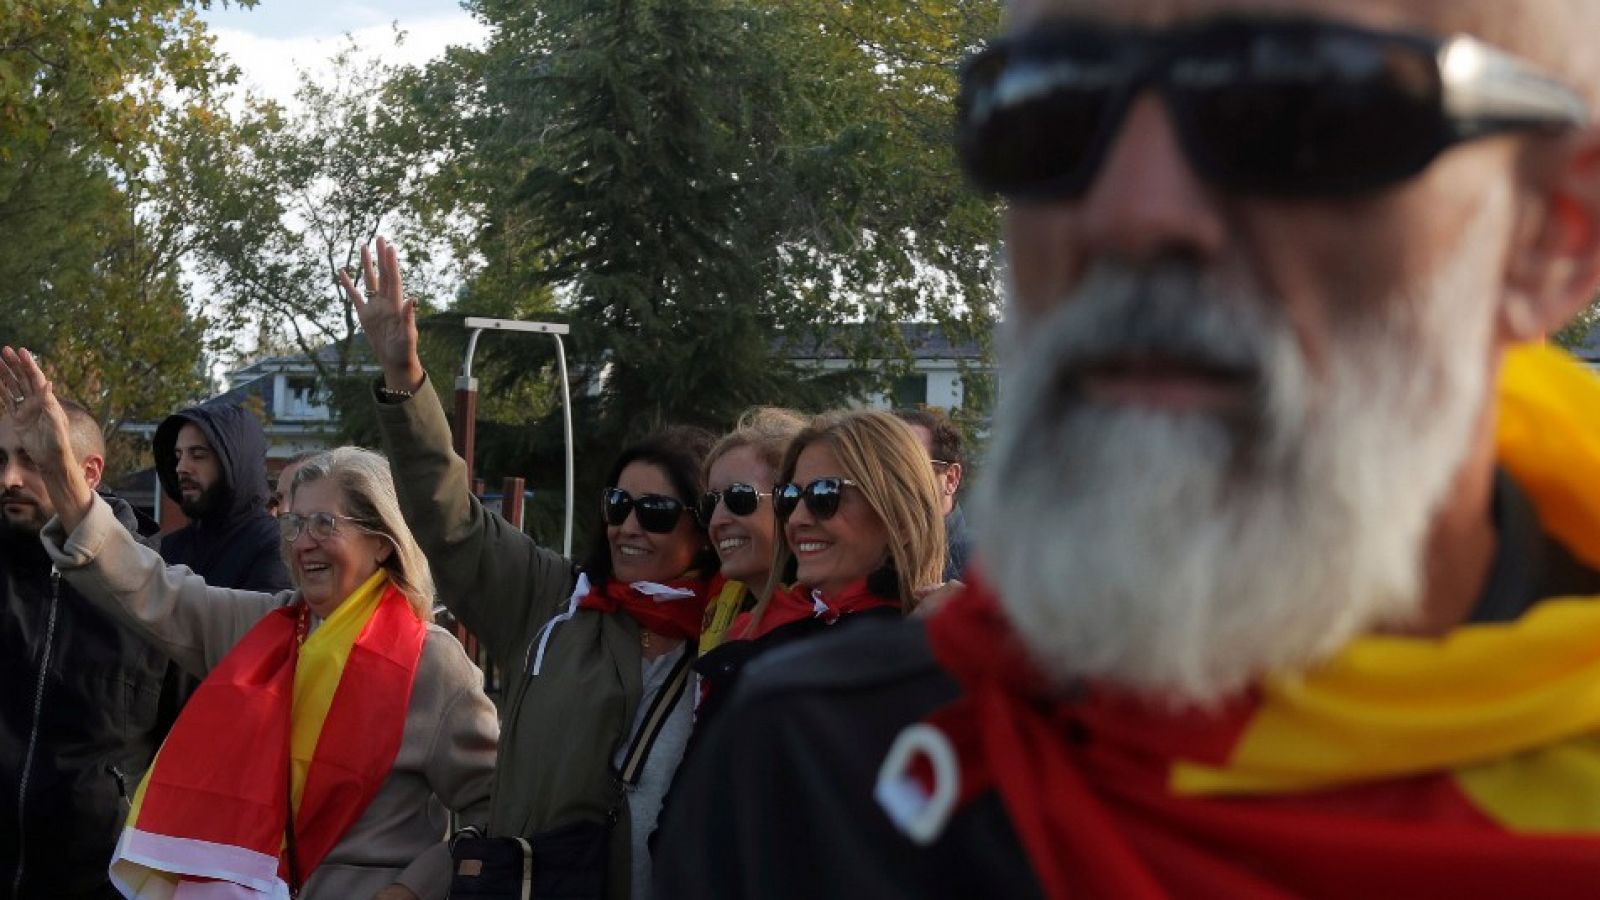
[794, 540, 830, 555]
[617, 545, 650, 557]
[717, 536, 749, 554]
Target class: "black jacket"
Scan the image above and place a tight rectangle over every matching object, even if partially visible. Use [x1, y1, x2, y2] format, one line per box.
[153, 404, 290, 592]
[655, 618, 1044, 900]
[0, 494, 183, 900]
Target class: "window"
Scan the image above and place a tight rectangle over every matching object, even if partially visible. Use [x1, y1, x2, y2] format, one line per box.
[891, 374, 928, 408]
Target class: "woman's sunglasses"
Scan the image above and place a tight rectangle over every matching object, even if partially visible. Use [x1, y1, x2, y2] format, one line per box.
[773, 477, 859, 522]
[956, 16, 1588, 201]
[698, 483, 770, 523]
[602, 487, 692, 534]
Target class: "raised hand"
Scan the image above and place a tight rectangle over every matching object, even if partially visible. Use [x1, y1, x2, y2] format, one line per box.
[0, 346, 75, 475]
[0, 346, 94, 532]
[340, 236, 424, 392]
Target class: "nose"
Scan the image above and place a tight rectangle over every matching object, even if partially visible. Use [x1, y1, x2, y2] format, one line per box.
[175, 456, 193, 478]
[291, 526, 318, 551]
[0, 458, 21, 491]
[1072, 93, 1227, 264]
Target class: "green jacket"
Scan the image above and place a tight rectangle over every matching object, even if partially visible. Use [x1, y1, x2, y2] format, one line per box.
[376, 377, 645, 899]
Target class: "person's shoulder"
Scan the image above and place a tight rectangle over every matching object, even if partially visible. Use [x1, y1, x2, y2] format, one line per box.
[732, 616, 947, 706]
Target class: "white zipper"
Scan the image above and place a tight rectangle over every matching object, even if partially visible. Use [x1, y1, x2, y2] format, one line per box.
[11, 568, 62, 898]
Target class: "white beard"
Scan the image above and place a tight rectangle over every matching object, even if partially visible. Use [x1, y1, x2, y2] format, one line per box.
[974, 229, 1498, 708]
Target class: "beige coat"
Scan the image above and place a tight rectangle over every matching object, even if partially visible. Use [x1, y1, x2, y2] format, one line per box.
[42, 495, 498, 900]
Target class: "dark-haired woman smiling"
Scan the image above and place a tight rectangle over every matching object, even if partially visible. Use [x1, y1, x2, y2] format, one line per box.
[343, 238, 716, 900]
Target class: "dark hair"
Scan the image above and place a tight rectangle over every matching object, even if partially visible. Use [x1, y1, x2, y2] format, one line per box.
[580, 425, 719, 585]
[892, 407, 963, 466]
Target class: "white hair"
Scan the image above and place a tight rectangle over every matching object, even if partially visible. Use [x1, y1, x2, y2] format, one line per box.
[974, 208, 1501, 708]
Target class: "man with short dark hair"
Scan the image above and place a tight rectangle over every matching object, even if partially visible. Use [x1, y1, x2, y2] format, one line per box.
[0, 399, 180, 899]
[266, 450, 316, 518]
[152, 404, 289, 592]
[894, 408, 971, 581]
[658, 0, 1600, 896]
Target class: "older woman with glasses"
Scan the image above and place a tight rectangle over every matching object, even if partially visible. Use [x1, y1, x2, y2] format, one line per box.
[343, 238, 719, 900]
[0, 348, 496, 900]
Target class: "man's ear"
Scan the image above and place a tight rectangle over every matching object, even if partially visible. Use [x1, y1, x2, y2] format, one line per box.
[1501, 133, 1600, 343]
[946, 462, 964, 495]
[81, 454, 104, 492]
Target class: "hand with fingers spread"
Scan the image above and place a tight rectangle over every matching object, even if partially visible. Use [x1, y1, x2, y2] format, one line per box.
[339, 236, 425, 394]
[0, 345, 94, 530]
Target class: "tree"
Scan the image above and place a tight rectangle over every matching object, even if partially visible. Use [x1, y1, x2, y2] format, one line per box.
[180, 31, 458, 386]
[392, 0, 1001, 553]
[1, 1, 244, 475]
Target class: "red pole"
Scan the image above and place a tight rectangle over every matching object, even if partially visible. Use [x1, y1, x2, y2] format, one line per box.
[453, 379, 478, 487]
[501, 477, 526, 529]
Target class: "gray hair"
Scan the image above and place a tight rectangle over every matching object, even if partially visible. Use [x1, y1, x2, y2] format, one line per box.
[289, 447, 436, 618]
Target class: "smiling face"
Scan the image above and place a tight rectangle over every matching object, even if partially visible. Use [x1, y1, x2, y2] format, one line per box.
[288, 477, 392, 617]
[706, 444, 779, 585]
[784, 442, 890, 599]
[608, 461, 702, 584]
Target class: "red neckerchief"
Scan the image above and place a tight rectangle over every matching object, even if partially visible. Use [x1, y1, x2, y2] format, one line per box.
[579, 574, 711, 640]
[733, 577, 899, 641]
[898, 573, 1600, 900]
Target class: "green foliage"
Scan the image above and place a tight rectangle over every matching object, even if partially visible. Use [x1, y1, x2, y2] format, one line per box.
[0, 0, 243, 477]
[419, 0, 999, 556]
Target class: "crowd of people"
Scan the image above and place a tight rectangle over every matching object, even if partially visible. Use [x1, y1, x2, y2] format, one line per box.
[6, 0, 1600, 897]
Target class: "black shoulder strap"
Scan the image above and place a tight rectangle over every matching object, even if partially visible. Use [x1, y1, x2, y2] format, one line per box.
[617, 648, 694, 787]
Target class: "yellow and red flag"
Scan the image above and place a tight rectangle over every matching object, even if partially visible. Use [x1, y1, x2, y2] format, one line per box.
[110, 569, 426, 899]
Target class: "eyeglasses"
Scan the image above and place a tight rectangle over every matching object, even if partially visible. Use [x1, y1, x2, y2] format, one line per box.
[279, 512, 370, 542]
[956, 16, 1589, 200]
[929, 459, 955, 471]
[773, 477, 859, 521]
[602, 487, 692, 534]
[698, 483, 770, 523]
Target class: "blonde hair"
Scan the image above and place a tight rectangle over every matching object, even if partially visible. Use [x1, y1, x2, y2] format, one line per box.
[745, 409, 946, 634]
[289, 447, 436, 618]
[705, 406, 808, 478]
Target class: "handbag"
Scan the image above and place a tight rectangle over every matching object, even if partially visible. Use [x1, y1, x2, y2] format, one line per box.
[450, 650, 694, 899]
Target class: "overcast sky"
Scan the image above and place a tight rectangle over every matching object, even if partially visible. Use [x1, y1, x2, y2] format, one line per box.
[199, 0, 487, 103]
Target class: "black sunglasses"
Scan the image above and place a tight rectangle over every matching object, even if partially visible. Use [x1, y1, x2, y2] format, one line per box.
[956, 16, 1589, 200]
[773, 477, 859, 521]
[602, 487, 692, 534]
[698, 483, 770, 523]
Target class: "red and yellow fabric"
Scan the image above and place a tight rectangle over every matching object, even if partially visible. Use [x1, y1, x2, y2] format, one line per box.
[110, 569, 427, 899]
[698, 575, 749, 655]
[902, 344, 1600, 899]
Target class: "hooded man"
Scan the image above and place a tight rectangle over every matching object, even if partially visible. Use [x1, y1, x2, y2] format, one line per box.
[153, 403, 291, 593]
[656, 0, 1600, 897]
[1, 402, 181, 899]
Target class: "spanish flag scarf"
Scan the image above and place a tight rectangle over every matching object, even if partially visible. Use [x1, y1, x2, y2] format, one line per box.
[110, 570, 427, 899]
[732, 579, 900, 641]
[883, 344, 1600, 899]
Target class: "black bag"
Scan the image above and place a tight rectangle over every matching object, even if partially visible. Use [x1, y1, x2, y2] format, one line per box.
[450, 650, 693, 899]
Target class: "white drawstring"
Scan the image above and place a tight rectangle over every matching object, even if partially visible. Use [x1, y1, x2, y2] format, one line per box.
[527, 573, 590, 676]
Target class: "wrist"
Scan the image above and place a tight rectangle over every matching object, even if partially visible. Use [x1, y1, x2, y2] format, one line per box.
[383, 362, 425, 394]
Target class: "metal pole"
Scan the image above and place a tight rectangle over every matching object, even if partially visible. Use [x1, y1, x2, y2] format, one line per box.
[554, 334, 575, 558]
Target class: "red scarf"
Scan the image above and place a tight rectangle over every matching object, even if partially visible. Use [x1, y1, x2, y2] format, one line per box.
[579, 574, 711, 640]
[733, 578, 899, 641]
[889, 575, 1600, 899]
[113, 580, 426, 895]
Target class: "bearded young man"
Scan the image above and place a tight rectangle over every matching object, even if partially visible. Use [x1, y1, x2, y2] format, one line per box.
[655, 1, 1600, 897]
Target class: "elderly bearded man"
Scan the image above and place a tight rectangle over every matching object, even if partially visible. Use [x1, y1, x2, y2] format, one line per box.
[656, 1, 1600, 898]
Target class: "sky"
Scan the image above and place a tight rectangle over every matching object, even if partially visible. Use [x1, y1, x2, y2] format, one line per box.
[199, 0, 487, 104]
